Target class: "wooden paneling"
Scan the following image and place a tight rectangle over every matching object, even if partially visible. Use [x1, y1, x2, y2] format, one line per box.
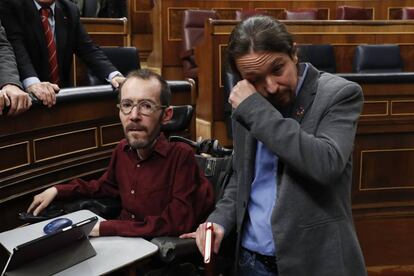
[355, 214, 414, 267]
[359, 146, 414, 190]
[81, 17, 129, 50]
[129, 0, 154, 61]
[392, 100, 414, 115]
[333, 79, 414, 270]
[101, 123, 124, 146]
[362, 101, 389, 116]
[75, 18, 129, 86]
[147, 0, 414, 80]
[33, 128, 98, 162]
[195, 20, 414, 146]
[0, 86, 119, 231]
[0, 142, 30, 173]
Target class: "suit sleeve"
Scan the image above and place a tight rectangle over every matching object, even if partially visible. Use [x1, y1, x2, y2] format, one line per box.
[233, 78, 363, 187]
[0, 0, 38, 81]
[99, 150, 214, 238]
[71, 6, 117, 80]
[207, 163, 238, 236]
[0, 21, 22, 88]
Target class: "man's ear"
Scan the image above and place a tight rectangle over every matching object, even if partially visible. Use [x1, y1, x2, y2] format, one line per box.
[161, 106, 173, 125]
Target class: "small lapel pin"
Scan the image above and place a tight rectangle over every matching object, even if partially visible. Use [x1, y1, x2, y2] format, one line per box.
[296, 106, 305, 117]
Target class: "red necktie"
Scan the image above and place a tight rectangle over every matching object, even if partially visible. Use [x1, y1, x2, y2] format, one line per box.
[40, 8, 60, 85]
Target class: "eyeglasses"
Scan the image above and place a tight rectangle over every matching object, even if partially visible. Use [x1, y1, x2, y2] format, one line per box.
[117, 100, 167, 116]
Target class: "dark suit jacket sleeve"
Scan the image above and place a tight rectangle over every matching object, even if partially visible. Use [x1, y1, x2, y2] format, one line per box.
[70, 5, 117, 80]
[207, 169, 238, 236]
[0, 21, 22, 88]
[0, 0, 39, 81]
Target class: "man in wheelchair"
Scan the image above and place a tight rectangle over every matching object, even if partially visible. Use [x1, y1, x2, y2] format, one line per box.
[26, 69, 214, 238]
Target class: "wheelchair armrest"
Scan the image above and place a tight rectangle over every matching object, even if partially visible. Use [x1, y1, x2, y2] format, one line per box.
[150, 236, 198, 263]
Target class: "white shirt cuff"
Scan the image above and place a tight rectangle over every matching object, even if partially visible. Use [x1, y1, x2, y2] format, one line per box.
[23, 77, 41, 90]
[107, 71, 123, 82]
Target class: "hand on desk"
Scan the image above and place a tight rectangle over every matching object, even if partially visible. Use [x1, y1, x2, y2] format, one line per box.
[28, 187, 58, 216]
[179, 222, 225, 257]
[0, 84, 31, 116]
[27, 82, 59, 108]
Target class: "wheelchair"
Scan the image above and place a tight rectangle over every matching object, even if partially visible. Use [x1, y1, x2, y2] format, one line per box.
[18, 105, 235, 276]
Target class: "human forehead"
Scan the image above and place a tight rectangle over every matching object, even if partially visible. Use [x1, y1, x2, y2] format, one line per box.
[120, 77, 161, 103]
[236, 51, 290, 76]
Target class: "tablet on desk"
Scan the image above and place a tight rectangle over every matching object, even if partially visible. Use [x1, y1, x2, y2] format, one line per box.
[1, 216, 98, 276]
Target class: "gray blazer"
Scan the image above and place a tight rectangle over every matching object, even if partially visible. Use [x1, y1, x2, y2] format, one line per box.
[0, 21, 22, 88]
[209, 64, 367, 276]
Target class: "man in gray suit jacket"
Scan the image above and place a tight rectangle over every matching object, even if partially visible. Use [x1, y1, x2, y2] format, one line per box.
[0, 21, 31, 116]
[181, 16, 367, 275]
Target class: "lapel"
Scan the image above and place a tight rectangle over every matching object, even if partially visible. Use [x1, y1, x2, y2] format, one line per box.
[26, 0, 48, 58]
[54, 1, 68, 70]
[244, 132, 256, 192]
[290, 63, 319, 123]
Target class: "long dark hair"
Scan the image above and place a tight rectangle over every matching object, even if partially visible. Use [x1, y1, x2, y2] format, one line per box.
[227, 16, 296, 74]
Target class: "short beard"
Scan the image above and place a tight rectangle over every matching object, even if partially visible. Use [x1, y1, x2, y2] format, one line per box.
[124, 111, 164, 150]
[124, 123, 162, 151]
[268, 89, 296, 110]
[128, 136, 156, 150]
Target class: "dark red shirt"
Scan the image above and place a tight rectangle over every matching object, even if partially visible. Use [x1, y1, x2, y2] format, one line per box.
[55, 134, 214, 237]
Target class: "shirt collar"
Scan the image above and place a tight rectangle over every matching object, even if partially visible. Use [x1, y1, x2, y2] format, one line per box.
[33, 1, 56, 15]
[122, 132, 170, 158]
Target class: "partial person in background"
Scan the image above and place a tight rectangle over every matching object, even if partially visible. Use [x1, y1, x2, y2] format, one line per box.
[0, 20, 31, 116]
[69, 0, 84, 15]
[97, 0, 127, 18]
[181, 16, 366, 276]
[27, 69, 214, 238]
[0, 0, 125, 109]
